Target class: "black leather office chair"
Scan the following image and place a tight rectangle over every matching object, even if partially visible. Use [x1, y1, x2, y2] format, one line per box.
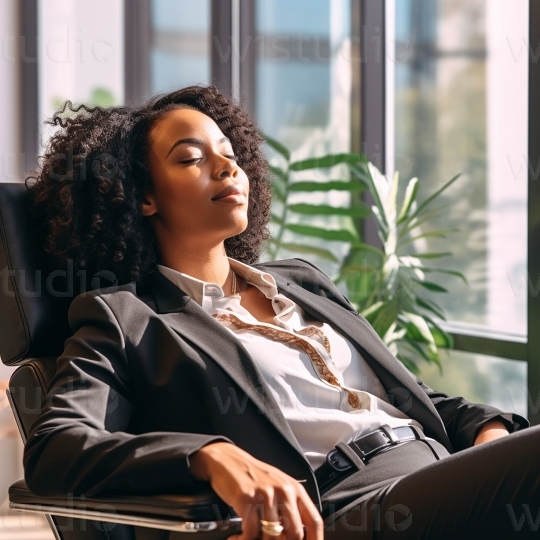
[0, 182, 242, 540]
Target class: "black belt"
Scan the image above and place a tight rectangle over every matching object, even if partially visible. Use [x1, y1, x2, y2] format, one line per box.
[315, 424, 425, 495]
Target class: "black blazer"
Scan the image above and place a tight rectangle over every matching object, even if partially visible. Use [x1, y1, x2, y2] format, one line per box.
[23, 258, 527, 510]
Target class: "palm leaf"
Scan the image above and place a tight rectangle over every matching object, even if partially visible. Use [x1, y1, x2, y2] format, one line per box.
[270, 212, 284, 225]
[263, 134, 290, 161]
[288, 203, 370, 218]
[399, 228, 460, 247]
[361, 301, 384, 321]
[402, 312, 436, 347]
[284, 224, 359, 242]
[338, 265, 381, 277]
[371, 206, 389, 238]
[398, 203, 451, 238]
[414, 252, 452, 259]
[417, 267, 467, 284]
[289, 180, 365, 192]
[267, 240, 339, 262]
[370, 298, 400, 339]
[272, 182, 286, 202]
[387, 170, 400, 223]
[416, 297, 446, 320]
[396, 353, 421, 374]
[350, 242, 386, 257]
[403, 173, 461, 228]
[335, 269, 380, 285]
[423, 316, 454, 348]
[402, 336, 434, 365]
[349, 162, 387, 223]
[397, 177, 419, 223]
[289, 153, 366, 171]
[268, 164, 288, 180]
[413, 279, 448, 293]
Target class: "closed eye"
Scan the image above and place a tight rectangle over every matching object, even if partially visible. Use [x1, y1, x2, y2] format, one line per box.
[179, 157, 203, 164]
[225, 155, 238, 162]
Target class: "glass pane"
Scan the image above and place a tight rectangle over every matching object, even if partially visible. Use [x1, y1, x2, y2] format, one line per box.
[150, 0, 211, 93]
[256, 0, 356, 274]
[388, 0, 528, 336]
[0, 1, 21, 182]
[255, 0, 352, 154]
[417, 350, 527, 419]
[38, 0, 124, 133]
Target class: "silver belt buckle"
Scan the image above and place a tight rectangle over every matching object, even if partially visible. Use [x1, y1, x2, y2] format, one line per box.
[326, 448, 354, 472]
[379, 424, 400, 444]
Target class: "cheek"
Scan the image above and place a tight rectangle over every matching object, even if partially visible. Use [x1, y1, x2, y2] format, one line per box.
[158, 168, 202, 200]
[239, 169, 250, 193]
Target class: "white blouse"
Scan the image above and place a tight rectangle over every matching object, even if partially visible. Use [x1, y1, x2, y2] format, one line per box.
[158, 258, 424, 469]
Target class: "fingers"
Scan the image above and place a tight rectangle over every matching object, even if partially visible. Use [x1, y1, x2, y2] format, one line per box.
[202, 445, 322, 540]
[233, 484, 322, 540]
[237, 487, 284, 540]
[297, 492, 324, 540]
[277, 494, 304, 540]
[260, 487, 291, 540]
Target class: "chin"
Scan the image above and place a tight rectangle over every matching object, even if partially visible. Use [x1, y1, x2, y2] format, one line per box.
[226, 218, 248, 238]
[214, 208, 248, 238]
[233, 221, 249, 236]
[231, 210, 248, 230]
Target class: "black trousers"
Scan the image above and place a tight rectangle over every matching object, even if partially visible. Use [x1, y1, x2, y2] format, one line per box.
[323, 424, 540, 539]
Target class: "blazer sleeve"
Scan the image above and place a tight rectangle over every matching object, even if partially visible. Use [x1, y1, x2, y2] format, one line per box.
[413, 377, 529, 450]
[23, 292, 232, 498]
[291, 257, 530, 450]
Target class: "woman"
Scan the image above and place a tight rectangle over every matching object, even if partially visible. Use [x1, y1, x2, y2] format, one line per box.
[24, 85, 537, 539]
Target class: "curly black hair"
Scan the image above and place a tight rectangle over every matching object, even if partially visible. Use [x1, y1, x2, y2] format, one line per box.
[26, 85, 271, 291]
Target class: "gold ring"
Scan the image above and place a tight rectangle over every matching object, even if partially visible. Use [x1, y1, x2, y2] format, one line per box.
[260, 519, 284, 536]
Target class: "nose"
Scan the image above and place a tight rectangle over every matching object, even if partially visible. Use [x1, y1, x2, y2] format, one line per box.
[214, 154, 238, 180]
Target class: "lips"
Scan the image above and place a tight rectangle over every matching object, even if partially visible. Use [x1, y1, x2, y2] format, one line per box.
[211, 184, 247, 201]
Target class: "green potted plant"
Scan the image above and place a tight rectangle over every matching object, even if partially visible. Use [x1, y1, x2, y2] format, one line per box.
[264, 135, 463, 373]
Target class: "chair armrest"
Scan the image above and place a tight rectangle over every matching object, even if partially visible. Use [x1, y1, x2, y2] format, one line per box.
[9, 479, 241, 535]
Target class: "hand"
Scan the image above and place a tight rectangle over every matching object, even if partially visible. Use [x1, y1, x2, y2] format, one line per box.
[473, 419, 510, 446]
[189, 442, 324, 540]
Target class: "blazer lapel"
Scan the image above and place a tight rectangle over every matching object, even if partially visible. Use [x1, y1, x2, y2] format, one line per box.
[269, 273, 453, 451]
[146, 272, 309, 459]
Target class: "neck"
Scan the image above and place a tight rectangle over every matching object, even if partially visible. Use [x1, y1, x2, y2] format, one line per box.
[158, 241, 232, 287]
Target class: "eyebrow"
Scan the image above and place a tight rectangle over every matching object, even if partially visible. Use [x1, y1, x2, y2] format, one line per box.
[165, 136, 230, 158]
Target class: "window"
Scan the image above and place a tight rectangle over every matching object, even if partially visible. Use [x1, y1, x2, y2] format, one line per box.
[386, 0, 530, 414]
[150, 0, 212, 93]
[388, 0, 528, 337]
[17, 0, 540, 422]
[38, 0, 124, 140]
[253, 0, 358, 272]
[255, 0, 352, 154]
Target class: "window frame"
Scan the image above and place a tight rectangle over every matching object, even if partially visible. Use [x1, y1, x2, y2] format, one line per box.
[527, 0, 540, 424]
[21, 0, 38, 176]
[22, 0, 539, 420]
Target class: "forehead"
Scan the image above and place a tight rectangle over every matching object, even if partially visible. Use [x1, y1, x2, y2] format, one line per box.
[149, 108, 226, 144]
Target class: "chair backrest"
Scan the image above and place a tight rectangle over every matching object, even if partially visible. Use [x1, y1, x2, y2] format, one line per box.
[0, 183, 137, 540]
[0, 182, 72, 366]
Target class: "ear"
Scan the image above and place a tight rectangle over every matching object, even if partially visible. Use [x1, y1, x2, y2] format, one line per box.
[140, 191, 157, 217]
